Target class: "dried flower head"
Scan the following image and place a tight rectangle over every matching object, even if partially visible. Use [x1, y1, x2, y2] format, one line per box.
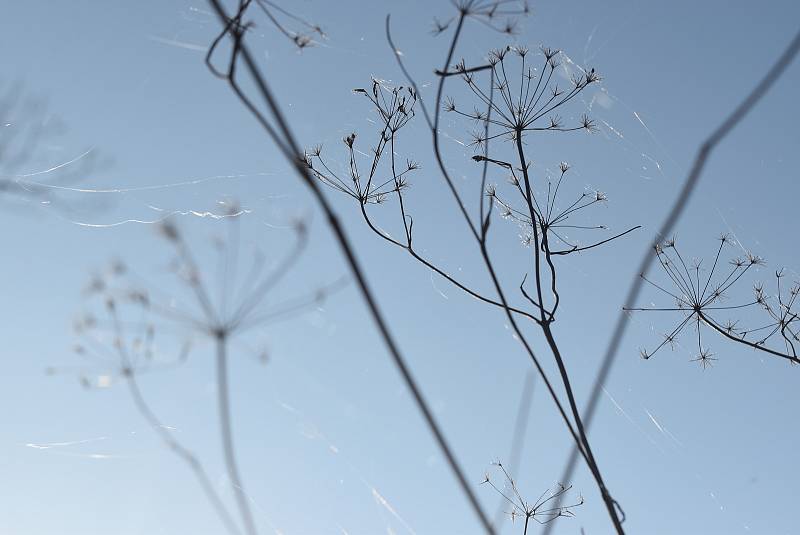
[481, 461, 584, 525]
[627, 236, 800, 367]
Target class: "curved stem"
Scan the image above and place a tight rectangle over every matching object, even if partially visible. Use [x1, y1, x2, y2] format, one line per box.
[358, 200, 538, 322]
[700, 311, 800, 364]
[126, 374, 242, 535]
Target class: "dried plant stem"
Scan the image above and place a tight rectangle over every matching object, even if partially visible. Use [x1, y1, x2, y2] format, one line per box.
[541, 324, 623, 531]
[700, 311, 800, 364]
[431, 14, 480, 239]
[493, 371, 535, 527]
[387, 13, 625, 533]
[205, 2, 495, 533]
[126, 374, 241, 535]
[215, 334, 258, 535]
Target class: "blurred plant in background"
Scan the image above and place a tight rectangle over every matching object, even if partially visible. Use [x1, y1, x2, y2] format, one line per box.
[67, 203, 343, 535]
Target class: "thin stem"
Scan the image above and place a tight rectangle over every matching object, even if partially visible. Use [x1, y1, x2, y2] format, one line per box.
[126, 373, 241, 535]
[216, 335, 258, 535]
[541, 323, 625, 533]
[701, 312, 800, 364]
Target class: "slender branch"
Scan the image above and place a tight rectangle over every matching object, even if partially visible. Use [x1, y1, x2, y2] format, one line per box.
[435, 64, 492, 76]
[549, 226, 641, 256]
[700, 311, 800, 364]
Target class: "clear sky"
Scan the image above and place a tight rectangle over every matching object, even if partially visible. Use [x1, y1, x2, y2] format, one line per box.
[1, 1, 799, 534]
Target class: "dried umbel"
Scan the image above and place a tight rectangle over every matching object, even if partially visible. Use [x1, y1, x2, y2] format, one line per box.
[433, 1, 531, 36]
[253, 0, 325, 49]
[481, 156, 636, 256]
[208, 0, 324, 57]
[74, 211, 334, 368]
[445, 45, 600, 144]
[482, 462, 583, 532]
[309, 79, 418, 205]
[627, 234, 800, 368]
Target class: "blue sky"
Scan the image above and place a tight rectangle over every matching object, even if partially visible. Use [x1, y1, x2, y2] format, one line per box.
[1, 1, 800, 534]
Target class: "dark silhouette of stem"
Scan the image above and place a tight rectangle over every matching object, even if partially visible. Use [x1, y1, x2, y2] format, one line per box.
[541, 323, 624, 532]
[205, 3, 495, 532]
[700, 311, 800, 364]
[516, 123, 624, 532]
[549, 226, 642, 255]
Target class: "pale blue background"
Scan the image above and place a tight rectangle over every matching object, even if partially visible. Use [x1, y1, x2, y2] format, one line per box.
[1, 1, 799, 534]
